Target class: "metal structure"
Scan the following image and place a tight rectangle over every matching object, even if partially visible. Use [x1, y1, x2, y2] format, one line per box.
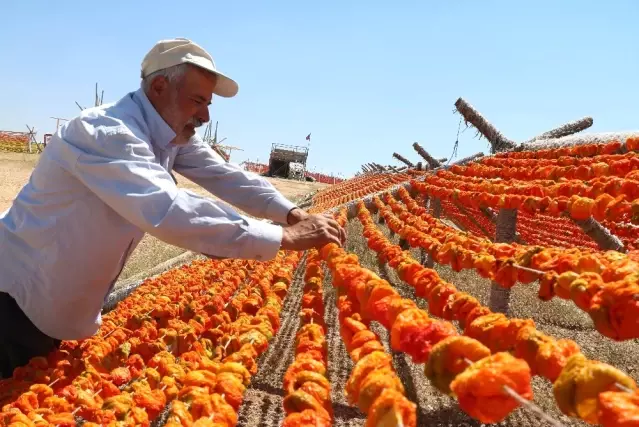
[267, 143, 309, 180]
[203, 121, 243, 162]
[75, 83, 105, 111]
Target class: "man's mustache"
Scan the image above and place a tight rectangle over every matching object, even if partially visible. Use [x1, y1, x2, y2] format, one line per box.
[188, 118, 204, 128]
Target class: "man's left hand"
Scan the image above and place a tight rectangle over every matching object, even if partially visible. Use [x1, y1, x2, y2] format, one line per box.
[286, 207, 309, 225]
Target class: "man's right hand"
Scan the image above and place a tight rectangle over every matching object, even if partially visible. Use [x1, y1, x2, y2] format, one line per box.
[280, 213, 346, 251]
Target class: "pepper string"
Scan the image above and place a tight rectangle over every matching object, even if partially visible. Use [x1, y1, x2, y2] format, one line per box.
[456, 149, 639, 182]
[112, 251, 299, 426]
[0, 255, 270, 426]
[0, 259, 248, 426]
[312, 173, 393, 204]
[103, 256, 288, 426]
[492, 139, 631, 160]
[311, 170, 428, 206]
[517, 211, 600, 250]
[310, 172, 420, 213]
[136, 251, 301, 426]
[80, 259, 263, 423]
[355, 200, 639, 425]
[379, 188, 639, 342]
[325, 209, 419, 427]
[415, 170, 638, 224]
[440, 199, 601, 250]
[0, 258, 254, 409]
[0, 252, 301, 426]
[394, 186, 634, 285]
[280, 248, 333, 427]
[321, 249, 418, 426]
[439, 200, 497, 239]
[0, 258, 252, 425]
[318, 211, 542, 425]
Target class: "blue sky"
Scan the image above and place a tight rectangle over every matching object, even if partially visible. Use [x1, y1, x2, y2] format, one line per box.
[1, 1, 638, 177]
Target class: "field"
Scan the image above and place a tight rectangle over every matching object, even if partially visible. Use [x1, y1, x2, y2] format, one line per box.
[0, 137, 638, 427]
[0, 152, 328, 283]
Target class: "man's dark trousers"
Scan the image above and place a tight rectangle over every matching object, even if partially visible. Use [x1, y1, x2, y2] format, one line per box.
[0, 292, 60, 379]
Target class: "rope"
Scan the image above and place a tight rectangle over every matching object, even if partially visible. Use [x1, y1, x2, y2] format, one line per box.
[447, 117, 462, 165]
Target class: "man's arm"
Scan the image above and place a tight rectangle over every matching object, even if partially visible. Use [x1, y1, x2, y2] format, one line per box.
[173, 136, 306, 225]
[66, 130, 284, 261]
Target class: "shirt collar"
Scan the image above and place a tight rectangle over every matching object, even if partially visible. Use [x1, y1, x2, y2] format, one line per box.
[132, 88, 176, 150]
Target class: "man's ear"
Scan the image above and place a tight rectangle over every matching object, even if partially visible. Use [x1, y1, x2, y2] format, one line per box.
[149, 76, 169, 97]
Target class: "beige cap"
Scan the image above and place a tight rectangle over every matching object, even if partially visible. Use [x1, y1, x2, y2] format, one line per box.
[141, 38, 239, 98]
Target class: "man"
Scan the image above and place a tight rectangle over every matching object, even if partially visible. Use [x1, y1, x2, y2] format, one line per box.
[0, 38, 345, 378]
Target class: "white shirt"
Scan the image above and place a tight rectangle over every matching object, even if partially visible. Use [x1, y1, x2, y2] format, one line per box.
[0, 88, 296, 340]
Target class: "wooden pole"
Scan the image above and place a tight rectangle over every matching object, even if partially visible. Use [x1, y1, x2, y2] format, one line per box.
[572, 217, 626, 252]
[392, 152, 415, 168]
[488, 209, 518, 314]
[412, 142, 442, 169]
[454, 97, 516, 153]
[525, 117, 594, 142]
[479, 207, 526, 244]
[519, 131, 639, 152]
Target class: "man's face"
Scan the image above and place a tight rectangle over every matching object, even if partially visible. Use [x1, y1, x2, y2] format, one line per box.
[148, 65, 217, 144]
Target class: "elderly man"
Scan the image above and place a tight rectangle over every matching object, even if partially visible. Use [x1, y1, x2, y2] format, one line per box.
[0, 38, 345, 378]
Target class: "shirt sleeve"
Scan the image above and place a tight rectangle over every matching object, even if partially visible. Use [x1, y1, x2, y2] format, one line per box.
[67, 127, 283, 261]
[173, 136, 298, 225]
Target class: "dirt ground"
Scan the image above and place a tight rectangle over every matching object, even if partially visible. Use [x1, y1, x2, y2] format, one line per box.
[0, 152, 328, 281]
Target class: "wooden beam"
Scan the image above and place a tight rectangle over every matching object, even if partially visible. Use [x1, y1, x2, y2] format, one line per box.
[412, 142, 442, 168]
[480, 207, 526, 244]
[572, 217, 626, 253]
[526, 117, 594, 143]
[518, 131, 639, 152]
[489, 209, 518, 314]
[454, 97, 516, 153]
[392, 152, 415, 168]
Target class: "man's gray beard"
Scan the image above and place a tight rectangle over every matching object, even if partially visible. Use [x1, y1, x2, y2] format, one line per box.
[166, 90, 203, 144]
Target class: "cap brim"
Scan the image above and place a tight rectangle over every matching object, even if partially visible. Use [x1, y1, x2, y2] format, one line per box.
[211, 71, 239, 98]
[186, 59, 238, 98]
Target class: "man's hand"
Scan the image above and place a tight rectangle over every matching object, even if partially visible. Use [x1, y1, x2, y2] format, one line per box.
[286, 207, 309, 225]
[281, 213, 346, 251]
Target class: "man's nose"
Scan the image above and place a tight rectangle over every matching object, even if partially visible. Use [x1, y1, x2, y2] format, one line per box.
[198, 106, 210, 124]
